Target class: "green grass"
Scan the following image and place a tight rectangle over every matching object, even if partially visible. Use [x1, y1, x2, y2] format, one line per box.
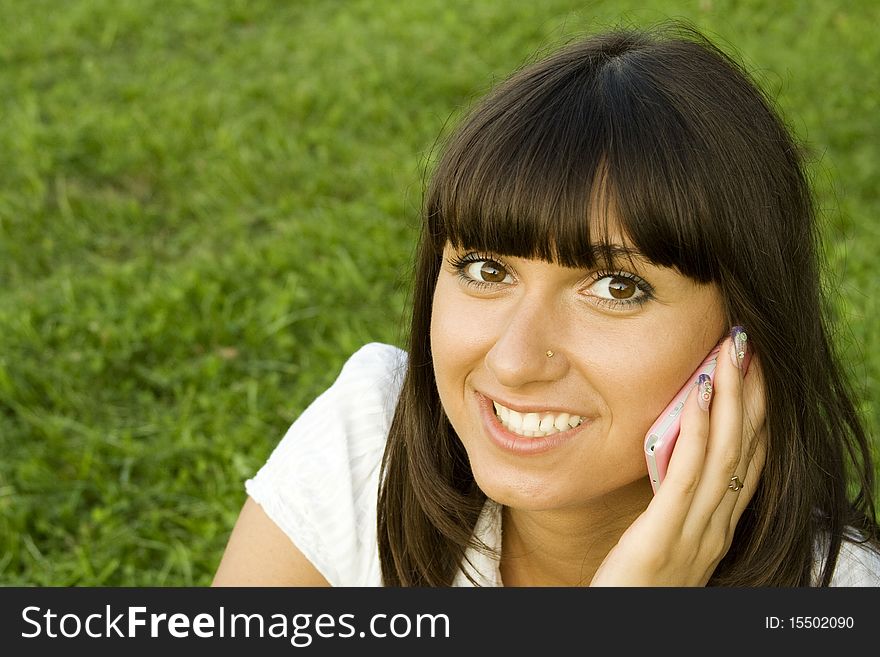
[1, 0, 877, 585]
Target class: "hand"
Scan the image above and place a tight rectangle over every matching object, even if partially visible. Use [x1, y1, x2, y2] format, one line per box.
[590, 332, 767, 586]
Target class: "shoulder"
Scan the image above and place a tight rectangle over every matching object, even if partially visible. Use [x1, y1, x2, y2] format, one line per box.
[813, 526, 880, 587]
[257, 342, 406, 464]
[336, 341, 408, 407]
[347, 341, 408, 370]
[829, 536, 880, 587]
[244, 342, 408, 585]
[313, 341, 407, 423]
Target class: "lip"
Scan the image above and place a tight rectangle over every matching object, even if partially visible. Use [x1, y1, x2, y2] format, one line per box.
[475, 392, 588, 456]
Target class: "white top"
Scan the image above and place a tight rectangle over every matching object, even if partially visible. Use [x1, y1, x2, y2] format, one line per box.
[246, 342, 880, 587]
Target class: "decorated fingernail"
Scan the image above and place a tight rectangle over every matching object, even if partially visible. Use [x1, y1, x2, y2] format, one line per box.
[697, 373, 713, 411]
[730, 326, 748, 369]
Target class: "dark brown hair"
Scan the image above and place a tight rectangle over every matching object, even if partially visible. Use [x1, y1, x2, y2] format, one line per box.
[377, 23, 879, 586]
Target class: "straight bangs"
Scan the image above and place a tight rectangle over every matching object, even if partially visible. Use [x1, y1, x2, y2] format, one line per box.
[424, 32, 756, 284]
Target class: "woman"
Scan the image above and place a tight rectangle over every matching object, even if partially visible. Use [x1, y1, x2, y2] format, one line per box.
[213, 24, 880, 586]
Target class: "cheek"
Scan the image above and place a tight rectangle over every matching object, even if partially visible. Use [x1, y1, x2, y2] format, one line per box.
[429, 277, 497, 379]
[582, 339, 674, 452]
[430, 280, 460, 358]
[430, 280, 459, 376]
[429, 278, 480, 405]
[576, 318, 719, 444]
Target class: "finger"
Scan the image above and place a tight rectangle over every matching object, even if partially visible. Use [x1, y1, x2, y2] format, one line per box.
[705, 423, 767, 552]
[713, 347, 766, 520]
[730, 424, 767, 527]
[652, 374, 711, 511]
[636, 374, 715, 550]
[677, 331, 761, 568]
[700, 349, 768, 562]
[726, 354, 768, 516]
[687, 331, 747, 522]
[739, 355, 767, 464]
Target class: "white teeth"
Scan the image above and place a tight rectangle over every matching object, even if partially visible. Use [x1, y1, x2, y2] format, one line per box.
[508, 410, 523, 430]
[554, 413, 570, 431]
[491, 400, 584, 437]
[522, 413, 540, 432]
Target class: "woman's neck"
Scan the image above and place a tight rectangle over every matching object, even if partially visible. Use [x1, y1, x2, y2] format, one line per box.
[499, 477, 653, 586]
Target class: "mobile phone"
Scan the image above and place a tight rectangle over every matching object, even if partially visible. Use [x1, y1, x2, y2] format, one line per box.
[643, 341, 751, 494]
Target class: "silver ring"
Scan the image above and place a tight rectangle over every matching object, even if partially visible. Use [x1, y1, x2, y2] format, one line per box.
[728, 475, 743, 492]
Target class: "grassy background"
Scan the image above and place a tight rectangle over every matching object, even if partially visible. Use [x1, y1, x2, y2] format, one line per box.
[1, 0, 877, 585]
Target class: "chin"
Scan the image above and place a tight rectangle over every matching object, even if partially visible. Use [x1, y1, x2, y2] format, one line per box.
[469, 462, 581, 511]
[470, 457, 653, 513]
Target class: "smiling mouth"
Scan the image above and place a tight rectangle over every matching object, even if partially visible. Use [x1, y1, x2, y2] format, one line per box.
[491, 400, 584, 437]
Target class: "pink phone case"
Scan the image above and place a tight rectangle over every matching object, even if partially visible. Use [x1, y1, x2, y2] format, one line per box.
[644, 341, 751, 494]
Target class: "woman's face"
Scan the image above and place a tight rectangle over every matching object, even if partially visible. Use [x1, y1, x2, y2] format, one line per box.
[430, 235, 727, 512]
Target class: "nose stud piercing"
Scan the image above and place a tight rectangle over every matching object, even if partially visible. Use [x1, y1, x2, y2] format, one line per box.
[546, 350, 555, 358]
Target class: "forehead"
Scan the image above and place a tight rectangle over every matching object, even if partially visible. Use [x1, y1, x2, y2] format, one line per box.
[448, 198, 654, 272]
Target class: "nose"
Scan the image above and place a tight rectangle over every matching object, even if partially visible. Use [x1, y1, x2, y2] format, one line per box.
[484, 293, 569, 388]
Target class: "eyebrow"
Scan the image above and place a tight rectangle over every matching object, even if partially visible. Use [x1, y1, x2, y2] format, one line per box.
[587, 244, 648, 261]
[447, 241, 654, 269]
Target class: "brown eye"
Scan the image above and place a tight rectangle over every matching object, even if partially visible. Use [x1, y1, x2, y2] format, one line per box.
[464, 260, 511, 284]
[584, 273, 650, 307]
[479, 261, 507, 282]
[607, 276, 636, 299]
